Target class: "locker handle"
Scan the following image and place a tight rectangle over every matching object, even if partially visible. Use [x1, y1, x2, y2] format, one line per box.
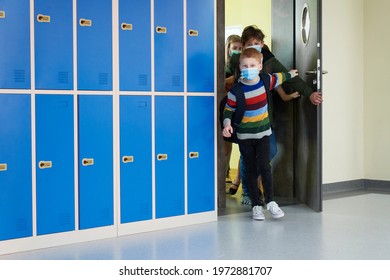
[79, 18, 92, 27]
[156, 26, 167, 34]
[121, 23, 133, 31]
[122, 156, 134, 163]
[37, 14, 51, 23]
[82, 158, 94, 166]
[39, 161, 52, 169]
[0, 11, 5, 19]
[189, 152, 199, 159]
[188, 29, 199, 37]
[157, 154, 168, 161]
[0, 163, 7, 171]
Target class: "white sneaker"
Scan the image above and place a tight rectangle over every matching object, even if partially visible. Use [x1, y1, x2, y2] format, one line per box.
[267, 201, 284, 219]
[252, 205, 265, 220]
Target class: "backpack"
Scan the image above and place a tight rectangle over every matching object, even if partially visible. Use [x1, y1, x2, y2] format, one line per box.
[219, 73, 271, 143]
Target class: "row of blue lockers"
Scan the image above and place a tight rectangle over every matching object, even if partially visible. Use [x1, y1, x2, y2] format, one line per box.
[0, 94, 215, 241]
[0, 0, 214, 92]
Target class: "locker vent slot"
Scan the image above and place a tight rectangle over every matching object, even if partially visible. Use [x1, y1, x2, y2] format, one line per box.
[100, 208, 110, 221]
[99, 73, 108, 85]
[139, 203, 150, 215]
[14, 69, 26, 83]
[58, 71, 69, 84]
[172, 76, 181, 87]
[203, 76, 213, 88]
[172, 199, 182, 211]
[59, 213, 71, 226]
[16, 218, 28, 232]
[0, 11, 5, 18]
[138, 74, 148, 86]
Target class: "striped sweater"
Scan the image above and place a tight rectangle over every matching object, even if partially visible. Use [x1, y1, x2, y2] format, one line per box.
[223, 72, 293, 140]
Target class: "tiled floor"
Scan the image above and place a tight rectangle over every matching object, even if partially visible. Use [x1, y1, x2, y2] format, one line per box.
[1, 191, 390, 260]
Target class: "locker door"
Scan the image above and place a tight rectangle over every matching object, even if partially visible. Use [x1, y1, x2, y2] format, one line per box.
[120, 96, 152, 223]
[154, 0, 184, 92]
[78, 95, 113, 229]
[0, 95, 32, 241]
[34, 0, 73, 90]
[155, 96, 184, 218]
[119, 0, 151, 91]
[187, 96, 214, 213]
[187, 0, 214, 93]
[0, 0, 30, 89]
[36, 94, 75, 235]
[77, 0, 112, 90]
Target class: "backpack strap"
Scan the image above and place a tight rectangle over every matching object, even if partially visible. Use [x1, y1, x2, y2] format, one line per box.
[259, 73, 271, 97]
[229, 82, 245, 127]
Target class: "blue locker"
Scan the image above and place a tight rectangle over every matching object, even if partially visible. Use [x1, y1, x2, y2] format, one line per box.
[120, 96, 152, 223]
[155, 96, 184, 218]
[34, 0, 73, 90]
[187, 0, 214, 92]
[154, 0, 184, 92]
[0, 0, 30, 89]
[0, 95, 32, 241]
[78, 95, 113, 229]
[187, 96, 215, 213]
[119, 0, 151, 91]
[77, 0, 112, 90]
[36, 94, 75, 235]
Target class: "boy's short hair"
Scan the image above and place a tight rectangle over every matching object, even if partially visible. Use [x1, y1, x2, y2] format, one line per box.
[240, 48, 263, 64]
[241, 25, 266, 46]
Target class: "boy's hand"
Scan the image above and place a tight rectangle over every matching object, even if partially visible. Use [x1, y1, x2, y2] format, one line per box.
[222, 125, 233, 138]
[289, 69, 299, 78]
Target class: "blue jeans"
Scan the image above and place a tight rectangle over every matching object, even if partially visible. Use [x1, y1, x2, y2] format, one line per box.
[240, 133, 277, 198]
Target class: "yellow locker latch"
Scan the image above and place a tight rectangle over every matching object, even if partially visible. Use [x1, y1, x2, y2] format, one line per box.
[121, 23, 133, 30]
[0, 163, 7, 171]
[37, 14, 51, 23]
[0, 11, 5, 18]
[189, 152, 199, 159]
[39, 161, 52, 169]
[156, 26, 167, 34]
[122, 156, 134, 163]
[157, 154, 168, 161]
[188, 29, 199, 37]
[82, 158, 94, 166]
[79, 18, 92, 27]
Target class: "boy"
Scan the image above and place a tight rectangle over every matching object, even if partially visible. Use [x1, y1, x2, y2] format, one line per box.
[222, 48, 298, 220]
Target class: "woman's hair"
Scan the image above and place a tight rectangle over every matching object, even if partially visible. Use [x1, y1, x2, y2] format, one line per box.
[241, 25, 266, 46]
[225, 34, 241, 64]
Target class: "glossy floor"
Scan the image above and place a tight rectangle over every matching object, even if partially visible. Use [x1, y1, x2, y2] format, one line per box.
[1, 191, 390, 260]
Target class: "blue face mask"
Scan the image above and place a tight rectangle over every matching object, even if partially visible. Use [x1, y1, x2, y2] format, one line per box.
[246, 45, 262, 53]
[241, 67, 259, 80]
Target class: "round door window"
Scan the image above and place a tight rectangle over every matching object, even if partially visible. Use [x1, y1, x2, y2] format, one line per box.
[301, 4, 310, 46]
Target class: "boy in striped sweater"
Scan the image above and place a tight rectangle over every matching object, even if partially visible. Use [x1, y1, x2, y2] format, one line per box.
[222, 48, 298, 220]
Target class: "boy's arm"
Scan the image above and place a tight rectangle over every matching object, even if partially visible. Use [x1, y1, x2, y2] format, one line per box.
[268, 57, 322, 105]
[269, 70, 298, 90]
[275, 86, 300, 102]
[222, 91, 236, 128]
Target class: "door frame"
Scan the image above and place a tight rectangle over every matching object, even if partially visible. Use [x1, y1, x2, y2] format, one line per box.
[216, 0, 323, 211]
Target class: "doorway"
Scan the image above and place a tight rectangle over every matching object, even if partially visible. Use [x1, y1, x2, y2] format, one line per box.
[217, 0, 323, 213]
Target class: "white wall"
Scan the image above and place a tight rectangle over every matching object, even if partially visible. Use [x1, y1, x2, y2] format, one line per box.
[322, 0, 365, 184]
[363, 0, 390, 180]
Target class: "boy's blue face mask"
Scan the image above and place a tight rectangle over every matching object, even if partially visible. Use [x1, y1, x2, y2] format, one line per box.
[241, 67, 259, 80]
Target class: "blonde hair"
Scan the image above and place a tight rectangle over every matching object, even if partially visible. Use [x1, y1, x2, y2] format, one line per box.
[225, 34, 241, 64]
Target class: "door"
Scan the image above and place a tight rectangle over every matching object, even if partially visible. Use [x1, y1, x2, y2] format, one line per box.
[34, 0, 73, 90]
[294, 0, 323, 212]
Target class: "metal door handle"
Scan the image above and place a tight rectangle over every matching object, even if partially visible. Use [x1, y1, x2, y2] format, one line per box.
[305, 70, 328, 75]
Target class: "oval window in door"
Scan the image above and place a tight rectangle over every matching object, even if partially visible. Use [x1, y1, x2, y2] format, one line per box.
[301, 4, 310, 46]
